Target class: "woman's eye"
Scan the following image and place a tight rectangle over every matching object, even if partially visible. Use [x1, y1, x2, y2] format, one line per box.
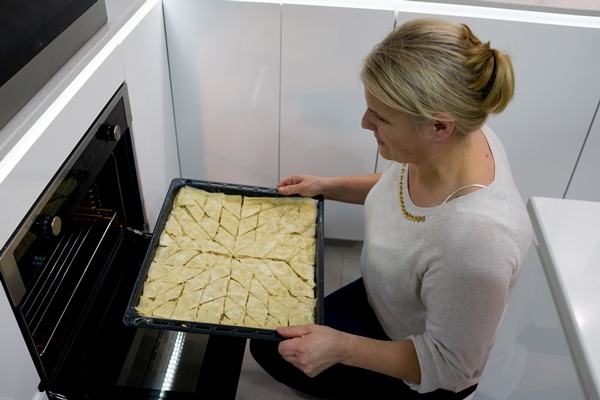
[376, 115, 386, 123]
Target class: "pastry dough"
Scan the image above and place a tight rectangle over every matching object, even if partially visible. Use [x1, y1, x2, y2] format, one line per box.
[135, 186, 319, 330]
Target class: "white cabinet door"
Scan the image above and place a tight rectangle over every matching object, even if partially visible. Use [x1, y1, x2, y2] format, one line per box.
[120, 0, 180, 231]
[565, 97, 600, 201]
[163, 0, 281, 188]
[394, 10, 600, 204]
[280, 4, 395, 240]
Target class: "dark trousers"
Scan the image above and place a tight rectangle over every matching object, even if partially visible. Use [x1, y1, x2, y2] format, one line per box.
[249, 278, 477, 400]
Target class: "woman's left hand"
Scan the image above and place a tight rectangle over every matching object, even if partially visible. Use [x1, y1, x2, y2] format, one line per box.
[276, 324, 351, 377]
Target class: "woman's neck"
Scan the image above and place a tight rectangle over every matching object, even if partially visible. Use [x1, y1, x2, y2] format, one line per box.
[407, 129, 494, 207]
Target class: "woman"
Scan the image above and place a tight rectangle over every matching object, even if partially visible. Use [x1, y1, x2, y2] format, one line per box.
[250, 18, 532, 399]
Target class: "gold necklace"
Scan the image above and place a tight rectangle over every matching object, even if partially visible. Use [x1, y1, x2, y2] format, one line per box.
[398, 164, 487, 223]
[399, 164, 426, 222]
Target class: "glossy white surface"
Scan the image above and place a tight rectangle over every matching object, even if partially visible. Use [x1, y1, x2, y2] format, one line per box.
[0, 287, 40, 400]
[279, 4, 394, 240]
[164, 0, 281, 187]
[566, 100, 600, 202]
[527, 197, 600, 400]
[474, 248, 585, 400]
[120, 1, 180, 230]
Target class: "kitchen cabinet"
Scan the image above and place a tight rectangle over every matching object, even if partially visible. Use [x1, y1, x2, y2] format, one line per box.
[565, 96, 600, 202]
[120, 0, 180, 230]
[164, 0, 395, 241]
[520, 197, 600, 400]
[279, 4, 395, 240]
[164, 0, 281, 188]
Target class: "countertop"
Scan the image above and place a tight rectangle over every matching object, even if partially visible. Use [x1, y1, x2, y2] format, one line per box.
[528, 196, 600, 400]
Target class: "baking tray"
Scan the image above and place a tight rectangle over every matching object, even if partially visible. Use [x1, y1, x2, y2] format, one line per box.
[123, 178, 324, 341]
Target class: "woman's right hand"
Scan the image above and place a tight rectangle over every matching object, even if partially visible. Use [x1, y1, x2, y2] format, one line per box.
[277, 174, 329, 198]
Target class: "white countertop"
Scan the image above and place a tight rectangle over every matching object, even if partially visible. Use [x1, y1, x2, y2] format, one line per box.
[528, 196, 600, 400]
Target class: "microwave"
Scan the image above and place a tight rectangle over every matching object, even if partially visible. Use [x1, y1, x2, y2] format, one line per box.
[0, 0, 108, 131]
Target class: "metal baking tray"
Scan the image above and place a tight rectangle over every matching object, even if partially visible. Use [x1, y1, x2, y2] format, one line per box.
[123, 178, 324, 341]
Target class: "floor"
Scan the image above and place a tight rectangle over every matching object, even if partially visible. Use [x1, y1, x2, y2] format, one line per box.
[235, 240, 363, 400]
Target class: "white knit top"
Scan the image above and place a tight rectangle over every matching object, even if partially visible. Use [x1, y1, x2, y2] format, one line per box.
[361, 125, 532, 393]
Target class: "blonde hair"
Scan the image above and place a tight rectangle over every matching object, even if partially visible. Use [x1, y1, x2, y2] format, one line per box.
[361, 18, 514, 135]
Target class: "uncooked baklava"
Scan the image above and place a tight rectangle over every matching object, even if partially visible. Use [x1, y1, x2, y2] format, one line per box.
[135, 186, 318, 329]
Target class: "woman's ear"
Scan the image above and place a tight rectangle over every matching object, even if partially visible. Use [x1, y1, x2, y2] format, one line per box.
[430, 114, 455, 142]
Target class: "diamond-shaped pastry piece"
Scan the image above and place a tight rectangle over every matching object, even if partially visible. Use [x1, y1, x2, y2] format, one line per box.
[161, 266, 202, 283]
[202, 193, 224, 221]
[224, 297, 246, 325]
[214, 227, 236, 254]
[185, 204, 205, 224]
[210, 259, 231, 282]
[258, 207, 283, 228]
[201, 276, 228, 304]
[174, 291, 203, 312]
[262, 259, 295, 279]
[288, 261, 315, 282]
[249, 277, 269, 305]
[164, 215, 183, 237]
[288, 306, 314, 326]
[230, 262, 253, 290]
[227, 279, 249, 307]
[135, 296, 158, 315]
[183, 269, 210, 293]
[246, 294, 268, 327]
[234, 230, 256, 255]
[164, 249, 199, 266]
[159, 231, 177, 247]
[173, 235, 200, 250]
[182, 186, 207, 207]
[239, 258, 273, 277]
[155, 284, 184, 304]
[152, 300, 177, 319]
[265, 245, 302, 262]
[223, 195, 242, 219]
[219, 208, 240, 237]
[278, 274, 314, 298]
[153, 246, 180, 263]
[241, 198, 262, 219]
[142, 280, 179, 299]
[237, 214, 258, 237]
[196, 297, 225, 324]
[147, 262, 173, 281]
[253, 273, 289, 297]
[175, 191, 197, 207]
[198, 215, 220, 239]
[268, 296, 288, 326]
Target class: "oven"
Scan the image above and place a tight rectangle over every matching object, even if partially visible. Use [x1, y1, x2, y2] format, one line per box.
[0, 83, 245, 400]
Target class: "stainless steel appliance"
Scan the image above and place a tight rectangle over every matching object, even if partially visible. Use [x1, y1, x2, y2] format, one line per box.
[0, 0, 108, 130]
[0, 83, 245, 399]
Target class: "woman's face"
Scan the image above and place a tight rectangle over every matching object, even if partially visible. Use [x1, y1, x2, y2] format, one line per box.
[361, 90, 430, 164]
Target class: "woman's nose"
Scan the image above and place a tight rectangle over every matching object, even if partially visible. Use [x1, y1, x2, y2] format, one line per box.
[361, 111, 374, 131]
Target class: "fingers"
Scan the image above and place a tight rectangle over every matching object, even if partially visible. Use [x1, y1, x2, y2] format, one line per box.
[277, 324, 314, 338]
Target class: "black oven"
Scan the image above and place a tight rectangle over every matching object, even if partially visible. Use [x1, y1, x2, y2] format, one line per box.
[0, 83, 245, 399]
[0, 0, 108, 130]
